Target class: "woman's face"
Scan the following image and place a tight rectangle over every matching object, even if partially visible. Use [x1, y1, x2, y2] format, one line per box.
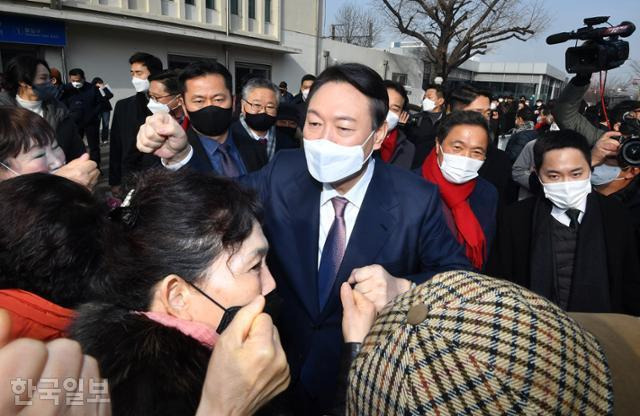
[0, 140, 65, 179]
[187, 221, 276, 329]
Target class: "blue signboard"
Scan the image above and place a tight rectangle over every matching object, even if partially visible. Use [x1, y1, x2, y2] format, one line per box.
[0, 14, 66, 47]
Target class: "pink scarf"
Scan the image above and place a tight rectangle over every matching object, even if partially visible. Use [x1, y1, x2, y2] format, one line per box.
[137, 311, 219, 349]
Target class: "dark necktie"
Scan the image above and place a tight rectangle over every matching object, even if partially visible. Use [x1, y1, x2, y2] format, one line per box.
[317, 197, 349, 310]
[566, 208, 581, 230]
[218, 142, 240, 177]
[258, 138, 268, 145]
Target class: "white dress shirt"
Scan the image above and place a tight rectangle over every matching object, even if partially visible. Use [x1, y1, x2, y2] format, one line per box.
[550, 195, 588, 227]
[318, 159, 376, 267]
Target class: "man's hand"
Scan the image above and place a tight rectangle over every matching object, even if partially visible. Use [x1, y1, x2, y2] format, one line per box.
[399, 111, 410, 125]
[340, 283, 376, 343]
[54, 154, 99, 190]
[196, 296, 290, 416]
[136, 113, 190, 164]
[0, 311, 111, 416]
[591, 131, 621, 167]
[347, 265, 412, 312]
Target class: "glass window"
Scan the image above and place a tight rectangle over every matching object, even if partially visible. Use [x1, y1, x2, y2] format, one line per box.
[185, 0, 194, 4]
[265, 0, 271, 22]
[206, 0, 215, 9]
[230, 0, 239, 15]
[249, 0, 256, 19]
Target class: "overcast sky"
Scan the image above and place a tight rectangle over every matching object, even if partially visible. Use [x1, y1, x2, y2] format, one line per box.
[323, 0, 640, 80]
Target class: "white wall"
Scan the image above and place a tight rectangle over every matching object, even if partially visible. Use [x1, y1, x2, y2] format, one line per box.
[320, 39, 425, 106]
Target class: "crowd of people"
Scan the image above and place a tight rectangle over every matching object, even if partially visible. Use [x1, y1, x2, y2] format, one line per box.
[0, 49, 639, 415]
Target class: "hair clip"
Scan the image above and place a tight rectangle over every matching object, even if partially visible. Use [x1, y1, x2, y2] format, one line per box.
[108, 189, 138, 228]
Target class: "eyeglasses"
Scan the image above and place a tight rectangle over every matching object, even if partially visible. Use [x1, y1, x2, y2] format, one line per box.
[148, 92, 179, 102]
[243, 99, 277, 114]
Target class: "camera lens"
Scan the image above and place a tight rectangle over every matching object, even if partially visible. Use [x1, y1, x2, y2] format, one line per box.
[620, 138, 640, 167]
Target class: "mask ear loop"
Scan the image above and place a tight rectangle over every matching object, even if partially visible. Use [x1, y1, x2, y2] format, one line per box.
[0, 161, 19, 177]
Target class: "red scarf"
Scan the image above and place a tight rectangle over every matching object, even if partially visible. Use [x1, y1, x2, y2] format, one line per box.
[380, 129, 398, 162]
[421, 149, 486, 269]
[0, 289, 75, 342]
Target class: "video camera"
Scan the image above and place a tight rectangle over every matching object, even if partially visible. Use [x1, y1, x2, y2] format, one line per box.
[546, 16, 635, 73]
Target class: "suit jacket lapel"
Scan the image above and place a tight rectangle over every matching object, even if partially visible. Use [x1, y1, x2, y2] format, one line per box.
[187, 128, 216, 171]
[319, 162, 399, 320]
[288, 172, 322, 319]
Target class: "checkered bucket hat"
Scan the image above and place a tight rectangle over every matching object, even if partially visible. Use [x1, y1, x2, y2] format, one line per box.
[347, 270, 613, 415]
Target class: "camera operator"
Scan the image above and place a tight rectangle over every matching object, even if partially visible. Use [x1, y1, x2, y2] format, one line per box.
[554, 74, 640, 227]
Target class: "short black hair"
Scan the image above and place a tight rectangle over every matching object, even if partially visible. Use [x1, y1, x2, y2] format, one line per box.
[0, 173, 105, 308]
[128, 52, 163, 76]
[533, 130, 592, 172]
[148, 69, 180, 95]
[3, 55, 50, 97]
[383, 80, 408, 110]
[91, 77, 103, 85]
[68, 68, 85, 79]
[424, 84, 445, 99]
[301, 74, 316, 85]
[448, 85, 491, 111]
[178, 60, 233, 95]
[0, 106, 55, 163]
[435, 111, 490, 147]
[517, 106, 537, 123]
[611, 100, 640, 124]
[309, 63, 388, 130]
[94, 169, 262, 310]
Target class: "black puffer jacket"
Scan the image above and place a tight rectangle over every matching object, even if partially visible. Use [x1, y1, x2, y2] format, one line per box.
[70, 303, 211, 416]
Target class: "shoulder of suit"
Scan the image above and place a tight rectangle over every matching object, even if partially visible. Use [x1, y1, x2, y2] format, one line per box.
[381, 162, 439, 196]
[475, 176, 498, 198]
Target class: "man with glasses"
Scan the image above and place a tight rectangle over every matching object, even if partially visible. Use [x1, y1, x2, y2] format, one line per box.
[233, 78, 297, 162]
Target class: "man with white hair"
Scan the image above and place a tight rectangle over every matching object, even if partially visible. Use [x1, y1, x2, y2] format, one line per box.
[233, 77, 297, 162]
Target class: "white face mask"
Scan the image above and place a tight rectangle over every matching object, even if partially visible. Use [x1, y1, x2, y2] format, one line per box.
[541, 177, 592, 210]
[385, 111, 400, 131]
[147, 98, 171, 115]
[303, 131, 375, 183]
[132, 77, 150, 93]
[422, 97, 436, 112]
[301, 89, 310, 100]
[438, 145, 485, 184]
[591, 164, 623, 186]
[71, 81, 83, 89]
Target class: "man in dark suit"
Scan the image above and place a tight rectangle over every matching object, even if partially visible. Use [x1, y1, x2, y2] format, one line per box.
[232, 77, 297, 163]
[448, 85, 515, 209]
[109, 52, 163, 196]
[136, 63, 470, 414]
[291, 74, 316, 129]
[170, 61, 267, 176]
[61, 68, 103, 167]
[487, 130, 640, 315]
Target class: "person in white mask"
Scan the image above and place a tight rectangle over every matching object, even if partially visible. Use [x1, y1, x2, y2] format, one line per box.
[135, 62, 470, 414]
[377, 80, 415, 169]
[292, 73, 316, 129]
[421, 111, 498, 271]
[487, 130, 640, 315]
[147, 70, 185, 126]
[109, 52, 163, 198]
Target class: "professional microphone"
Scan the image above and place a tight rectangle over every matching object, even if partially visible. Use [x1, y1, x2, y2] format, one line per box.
[546, 32, 574, 45]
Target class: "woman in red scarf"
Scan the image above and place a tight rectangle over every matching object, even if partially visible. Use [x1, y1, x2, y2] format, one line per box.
[421, 111, 498, 270]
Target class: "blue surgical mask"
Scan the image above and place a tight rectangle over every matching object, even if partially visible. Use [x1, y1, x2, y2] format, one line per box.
[32, 82, 57, 101]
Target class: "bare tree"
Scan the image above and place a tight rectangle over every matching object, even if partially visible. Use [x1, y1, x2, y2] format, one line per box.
[379, 0, 551, 81]
[331, 1, 383, 48]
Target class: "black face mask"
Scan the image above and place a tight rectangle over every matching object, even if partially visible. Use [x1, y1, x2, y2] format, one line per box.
[189, 282, 283, 334]
[187, 105, 233, 137]
[244, 112, 277, 131]
[277, 126, 297, 139]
